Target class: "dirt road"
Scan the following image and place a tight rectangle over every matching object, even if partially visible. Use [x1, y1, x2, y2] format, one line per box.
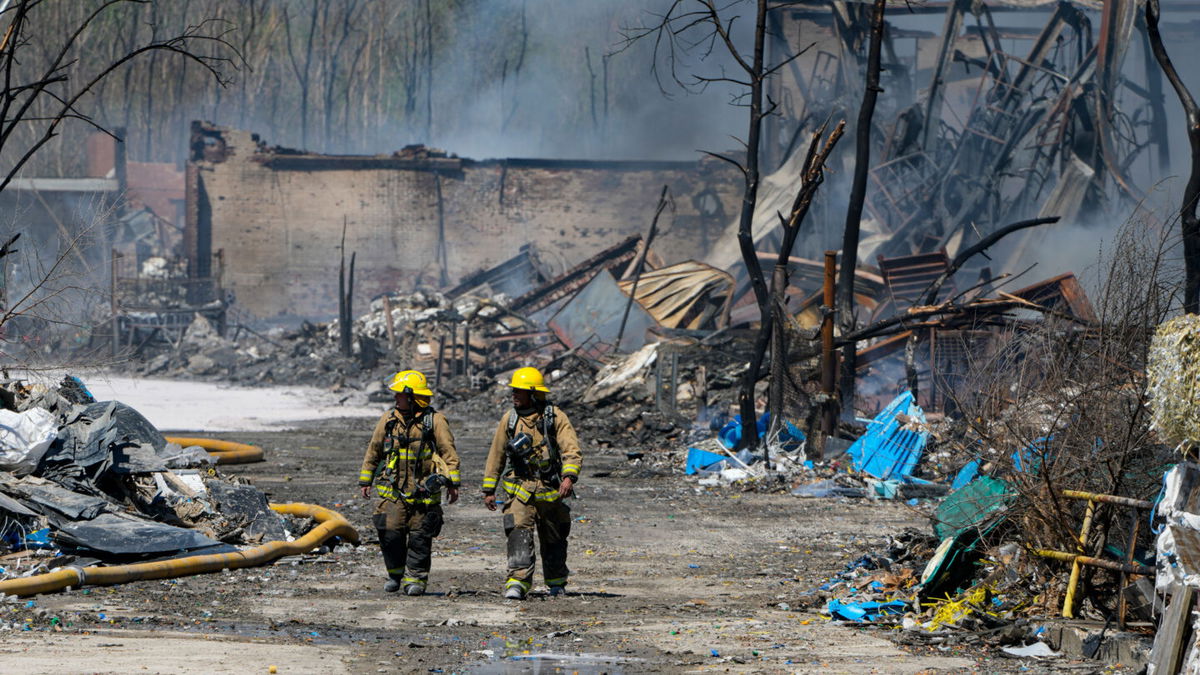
[2, 412, 1016, 673]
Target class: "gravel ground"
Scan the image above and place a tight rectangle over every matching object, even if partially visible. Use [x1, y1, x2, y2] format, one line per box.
[0, 411, 1127, 674]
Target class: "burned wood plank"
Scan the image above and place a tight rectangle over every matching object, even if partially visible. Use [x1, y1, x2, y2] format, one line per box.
[1010, 273, 1097, 323]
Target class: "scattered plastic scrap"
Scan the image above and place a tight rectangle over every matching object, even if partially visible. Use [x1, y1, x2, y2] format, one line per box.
[1001, 641, 1059, 658]
[685, 447, 728, 475]
[825, 598, 909, 622]
[845, 391, 929, 482]
[791, 478, 866, 499]
[950, 459, 980, 490]
[0, 407, 58, 476]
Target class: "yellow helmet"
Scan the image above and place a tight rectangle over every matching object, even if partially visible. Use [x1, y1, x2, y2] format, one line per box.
[509, 366, 549, 393]
[388, 370, 433, 397]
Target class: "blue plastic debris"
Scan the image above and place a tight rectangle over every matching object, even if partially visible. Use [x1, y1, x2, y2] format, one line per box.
[717, 412, 805, 451]
[1012, 437, 1053, 473]
[826, 598, 908, 622]
[65, 375, 96, 402]
[685, 447, 728, 475]
[24, 528, 52, 550]
[869, 479, 901, 499]
[710, 649, 720, 657]
[688, 564, 700, 569]
[845, 391, 929, 482]
[951, 459, 981, 490]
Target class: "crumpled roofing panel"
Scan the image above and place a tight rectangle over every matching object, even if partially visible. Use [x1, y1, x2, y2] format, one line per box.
[617, 261, 734, 330]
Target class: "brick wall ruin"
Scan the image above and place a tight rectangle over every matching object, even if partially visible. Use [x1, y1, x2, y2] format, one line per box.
[186, 123, 741, 320]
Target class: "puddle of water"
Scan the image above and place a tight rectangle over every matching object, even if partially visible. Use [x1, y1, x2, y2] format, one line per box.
[469, 652, 638, 674]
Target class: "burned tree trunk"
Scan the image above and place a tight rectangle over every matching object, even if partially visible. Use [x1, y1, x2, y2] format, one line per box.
[741, 123, 845, 460]
[734, 0, 774, 453]
[1146, 0, 1200, 314]
[835, 0, 887, 419]
[338, 221, 354, 357]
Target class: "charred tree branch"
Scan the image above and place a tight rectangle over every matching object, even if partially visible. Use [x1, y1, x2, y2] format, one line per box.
[1146, 0, 1200, 313]
[835, 0, 886, 419]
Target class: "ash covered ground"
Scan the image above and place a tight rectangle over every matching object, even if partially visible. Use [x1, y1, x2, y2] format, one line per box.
[0, 407, 1128, 674]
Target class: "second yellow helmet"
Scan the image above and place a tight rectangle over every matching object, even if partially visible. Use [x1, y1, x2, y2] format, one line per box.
[509, 366, 550, 393]
[388, 370, 433, 396]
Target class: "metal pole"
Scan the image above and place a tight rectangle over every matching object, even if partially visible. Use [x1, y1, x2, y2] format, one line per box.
[110, 249, 120, 358]
[435, 334, 445, 386]
[382, 295, 396, 352]
[654, 353, 664, 413]
[462, 322, 471, 381]
[1062, 489, 1153, 510]
[616, 185, 670, 350]
[1034, 548, 1153, 576]
[1063, 499, 1096, 618]
[820, 251, 837, 437]
[669, 351, 679, 416]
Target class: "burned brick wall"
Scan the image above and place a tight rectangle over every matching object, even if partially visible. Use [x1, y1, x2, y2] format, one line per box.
[187, 123, 740, 320]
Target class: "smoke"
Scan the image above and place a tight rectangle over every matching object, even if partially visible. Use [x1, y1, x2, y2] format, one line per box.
[202, 0, 754, 163]
[413, 0, 752, 161]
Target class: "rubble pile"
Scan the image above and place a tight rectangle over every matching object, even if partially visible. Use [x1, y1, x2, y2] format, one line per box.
[0, 376, 311, 583]
[127, 288, 541, 392]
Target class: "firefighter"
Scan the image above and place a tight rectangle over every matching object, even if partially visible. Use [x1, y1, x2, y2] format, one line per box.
[358, 370, 460, 596]
[481, 366, 582, 600]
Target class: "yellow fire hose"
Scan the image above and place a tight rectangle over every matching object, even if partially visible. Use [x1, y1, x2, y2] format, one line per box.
[0, 503, 359, 598]
[164, 436, 265, 464]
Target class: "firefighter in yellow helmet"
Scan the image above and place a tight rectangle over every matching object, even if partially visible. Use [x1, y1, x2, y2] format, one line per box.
[481, 366, 582, 599]
[358, 370, 460, 596]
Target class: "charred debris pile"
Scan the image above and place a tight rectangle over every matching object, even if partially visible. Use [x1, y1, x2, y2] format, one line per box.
[0, 376, 327, 588]
[110, 231, 1185, 666]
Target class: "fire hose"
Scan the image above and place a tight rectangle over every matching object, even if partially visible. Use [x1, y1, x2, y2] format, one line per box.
[164, 436, 264, 464]
[0, 503, 359, 598]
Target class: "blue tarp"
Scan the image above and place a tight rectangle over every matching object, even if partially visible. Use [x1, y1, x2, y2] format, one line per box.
[717, 412, 805, 452]
[826, 598, 909, 622]
[685, 448, 728, 475]
[845, 391, 929, 482]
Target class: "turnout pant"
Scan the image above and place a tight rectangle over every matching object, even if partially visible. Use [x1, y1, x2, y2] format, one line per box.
[501, 497, 571, 592]
[373, 499, 443, 589]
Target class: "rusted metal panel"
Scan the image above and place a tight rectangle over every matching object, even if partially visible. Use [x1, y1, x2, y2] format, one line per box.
[1011, 272, 1097, 322]
[877, 249, 954, 309]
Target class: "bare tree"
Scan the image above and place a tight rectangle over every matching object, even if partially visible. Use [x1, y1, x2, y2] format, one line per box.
[0, 0, 235, 353]
[835, 0, 886, 419]
[1145, 0, 1200, 314]
[283, 0, 318, 150]
[620, 0, 809, 452]
[0, 0, 236, 192]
